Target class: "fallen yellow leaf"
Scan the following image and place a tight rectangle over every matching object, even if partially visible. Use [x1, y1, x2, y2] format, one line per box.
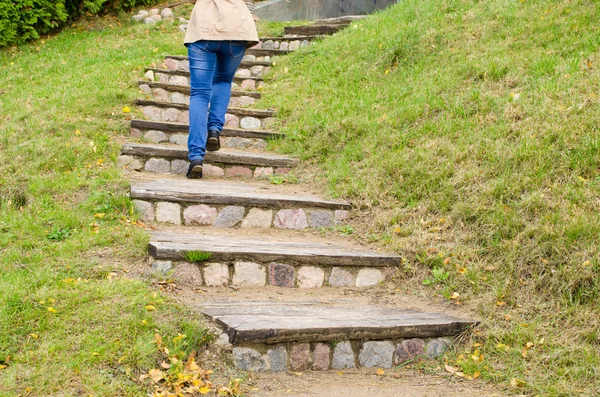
[148, 368, 164, 383]
[122, 106, 131, 113]
[29, 333, 39, 339]
[496, 301, 506, 306]
[47, 307, 57, 313]
[450, 292, 460, 300]
[145, 305, 156, 311]
[199, 387, 211, 394]
[91, 352, 99, 356]
[526, 342, 534, 349]
[376, 368, 385, 376]
[510, 378, 526, 388]
[473, 371, 481, 379]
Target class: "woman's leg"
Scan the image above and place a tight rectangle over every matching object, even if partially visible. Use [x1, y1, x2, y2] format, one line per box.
[207, 41, 247, 133]
[188, 41, 217, 162]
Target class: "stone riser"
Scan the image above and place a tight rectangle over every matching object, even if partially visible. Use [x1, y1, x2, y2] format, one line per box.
[229, 337, 452, 372]
[153, 71, 265, 91]
[157, 260, 388, 289]
[118, 155, 290, 177]
[257, 39, 310, 51]
[133, 199, 349, 229]
[140, 105, 275, 130]
[130, 128, 267, 151]
[139, 85, 259, 108]
[162, 57, 272, 79]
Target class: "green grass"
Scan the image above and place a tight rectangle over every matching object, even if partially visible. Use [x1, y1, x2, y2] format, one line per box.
[0, 6, 221, 396]
[261, 0, 600, 395]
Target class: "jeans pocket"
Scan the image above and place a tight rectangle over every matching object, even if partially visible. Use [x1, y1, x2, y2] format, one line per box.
[229, 41, 246, 59]
[188, 40, 210, 54]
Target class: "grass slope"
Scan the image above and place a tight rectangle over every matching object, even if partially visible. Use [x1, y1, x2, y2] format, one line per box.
[262, 0, 600, 395]
[0, 7, 225, 396]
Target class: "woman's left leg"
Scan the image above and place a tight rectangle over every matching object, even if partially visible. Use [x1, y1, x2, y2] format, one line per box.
[206, 41, 247, 150]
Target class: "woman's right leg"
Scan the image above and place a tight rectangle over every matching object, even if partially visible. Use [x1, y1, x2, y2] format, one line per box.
[188, 41, 217, 164]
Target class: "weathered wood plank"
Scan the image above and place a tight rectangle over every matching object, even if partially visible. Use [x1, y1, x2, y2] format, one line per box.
[131, 178, 350, 209]
[199, 303, 477, 344]
[122, 143, 297, 167]
[145, 68, 264, 83]
[137, 81, 262, 99]
[135, 99, 275, 118]
[130, 120, 284, 139]
[284, 25, 343, 36]
[135, 99, 275, 117]
[165, 54, 273, 68]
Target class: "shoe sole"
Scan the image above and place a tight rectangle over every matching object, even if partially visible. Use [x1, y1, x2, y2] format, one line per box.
[187, 165, 203, 179]
[207, 137, 220, 152]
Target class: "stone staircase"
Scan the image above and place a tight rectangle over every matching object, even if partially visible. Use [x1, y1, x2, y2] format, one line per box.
[119, 28, 477, 372]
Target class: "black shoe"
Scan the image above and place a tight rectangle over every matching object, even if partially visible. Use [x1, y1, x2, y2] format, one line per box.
[186, 159, 203, 179]
[207, 130, 220, 152]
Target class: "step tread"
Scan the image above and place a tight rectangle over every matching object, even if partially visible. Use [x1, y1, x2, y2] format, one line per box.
[138, 81, 262, 98]
[149, 230, 397, 267]
[131, 178, 349, 209]
[130, 119, 283, 139]
[200, 302, 477, 344]
[122, 143, 297, 167]
[165, 55, 273, 67]
[135, 99, 275, 117]
[146, 68, 264, 81]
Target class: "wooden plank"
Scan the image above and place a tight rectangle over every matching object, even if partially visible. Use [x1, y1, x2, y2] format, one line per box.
[131, 178, 350, 209]
[135, 99, 276, 118]
[149, 238, 398, 267]
[284, 25, 343, 36]
[137, 81, 262, 99]
[259, 36, 323, 41]
[246, 48, 290, 57]
[198, 303, 477, 344]
[144, 68, 265, 84]
[121, 143, 297, 167]
[130, 120, 284, 139]
[165, 55, 273, 67]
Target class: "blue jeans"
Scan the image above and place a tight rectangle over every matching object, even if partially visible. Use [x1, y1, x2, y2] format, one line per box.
[187, 40, 246, 161]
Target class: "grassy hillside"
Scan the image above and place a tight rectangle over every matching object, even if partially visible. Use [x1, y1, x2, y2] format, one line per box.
[0, 6, 236, 396]
[262, 0, 600, 395]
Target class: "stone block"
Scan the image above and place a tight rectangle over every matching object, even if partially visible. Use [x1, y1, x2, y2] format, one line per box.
[149, 8, 159, 15]
[169, 133, 188, 145]
[138, 10, 149, 18]
[237, 96, 256, 107]
[143, 17, 156, 24]
[267, 346, 287, 372]
[297, 266, 324, 289]
[241, 208, 273, 228]
[240, 79, 256, 90]
[289, 40, 301, 50]
[232, 261, 266, 286]
[359, 341, 394, 368]
[215, 333, 232, 351]
[156, 202, 181, 224]
[236, 69, 252, 78]
[328, 267, 354, 287]
[240, 116, 261, 130]
[426, 338, 452, 359]
[144, 158, 171, 173]
[223, 137, 253, 149]
[332, 341, 355, 369]
[162, 108, 181, 122]
[180, 60, 190, 72]
[274, 209, 308, 230]
[301, 40, 310, 48]
[243, 54, 256, 61]
[290, 343, 310, 371]
[171, 92, 188, 104]
[170, 75, 189, 86]
[394, 339, 425, 365]
[117, 155, 134, 168]
[130, 128, 142, 138]
[178, 111, 189, 124]
[313, 343, 331, 371]
[142, 106, 162, 120]
[164, 58, 178, 70]
[224, 114, 239, 128]
[144, 70, 154, 81]
[213, 206, 245, 227]
[151, 14, 162, 21]
[228, 97, 240, 107]
[225, 166, 253, 178]
[144, 130, 168, 143]
[310, 210, 334, 228]
[335, 210, 350, 224]
[233, 347, 266, 372]
[261, 40, 274, 49]
[268, 263, 294, 287]
[250, 66, 265, 77]
[139, 84, 151, 94]
[275, 167, 291, 175]
[184, 204, 217, 226]
[252, 140, 268, 150]
[203, 164, 225, 178]
[272, 41, 280, 49]
[151, 260, 172, 274]
[279, 42, 289, 51]
[156, 73, 168, 83]
[133, 200, 154, 221]
[160, 8, 174, 18]
[152, 87, 169, 101]
[203, 263, 229, 287]
[356, 268, 384, 287]
[254, 167, 274, 179]
[170, 159, 188, 174]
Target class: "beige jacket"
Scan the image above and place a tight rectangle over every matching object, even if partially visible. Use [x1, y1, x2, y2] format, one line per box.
[184, 0, 259, 47]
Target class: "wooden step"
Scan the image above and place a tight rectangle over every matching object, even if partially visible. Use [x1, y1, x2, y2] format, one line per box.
[131, 178, 346, 209]
[121, 142, 296, 167]
[130, 119, 282, 139]
[137, 81, 261, 98]
[150, 231, 397, 267]
[144, 68, 264, 89]
[166, 55, 273, 68]
[202, 302, 476, 344]
[284, 16, 367, 36]
[135, 99, 275, 118]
